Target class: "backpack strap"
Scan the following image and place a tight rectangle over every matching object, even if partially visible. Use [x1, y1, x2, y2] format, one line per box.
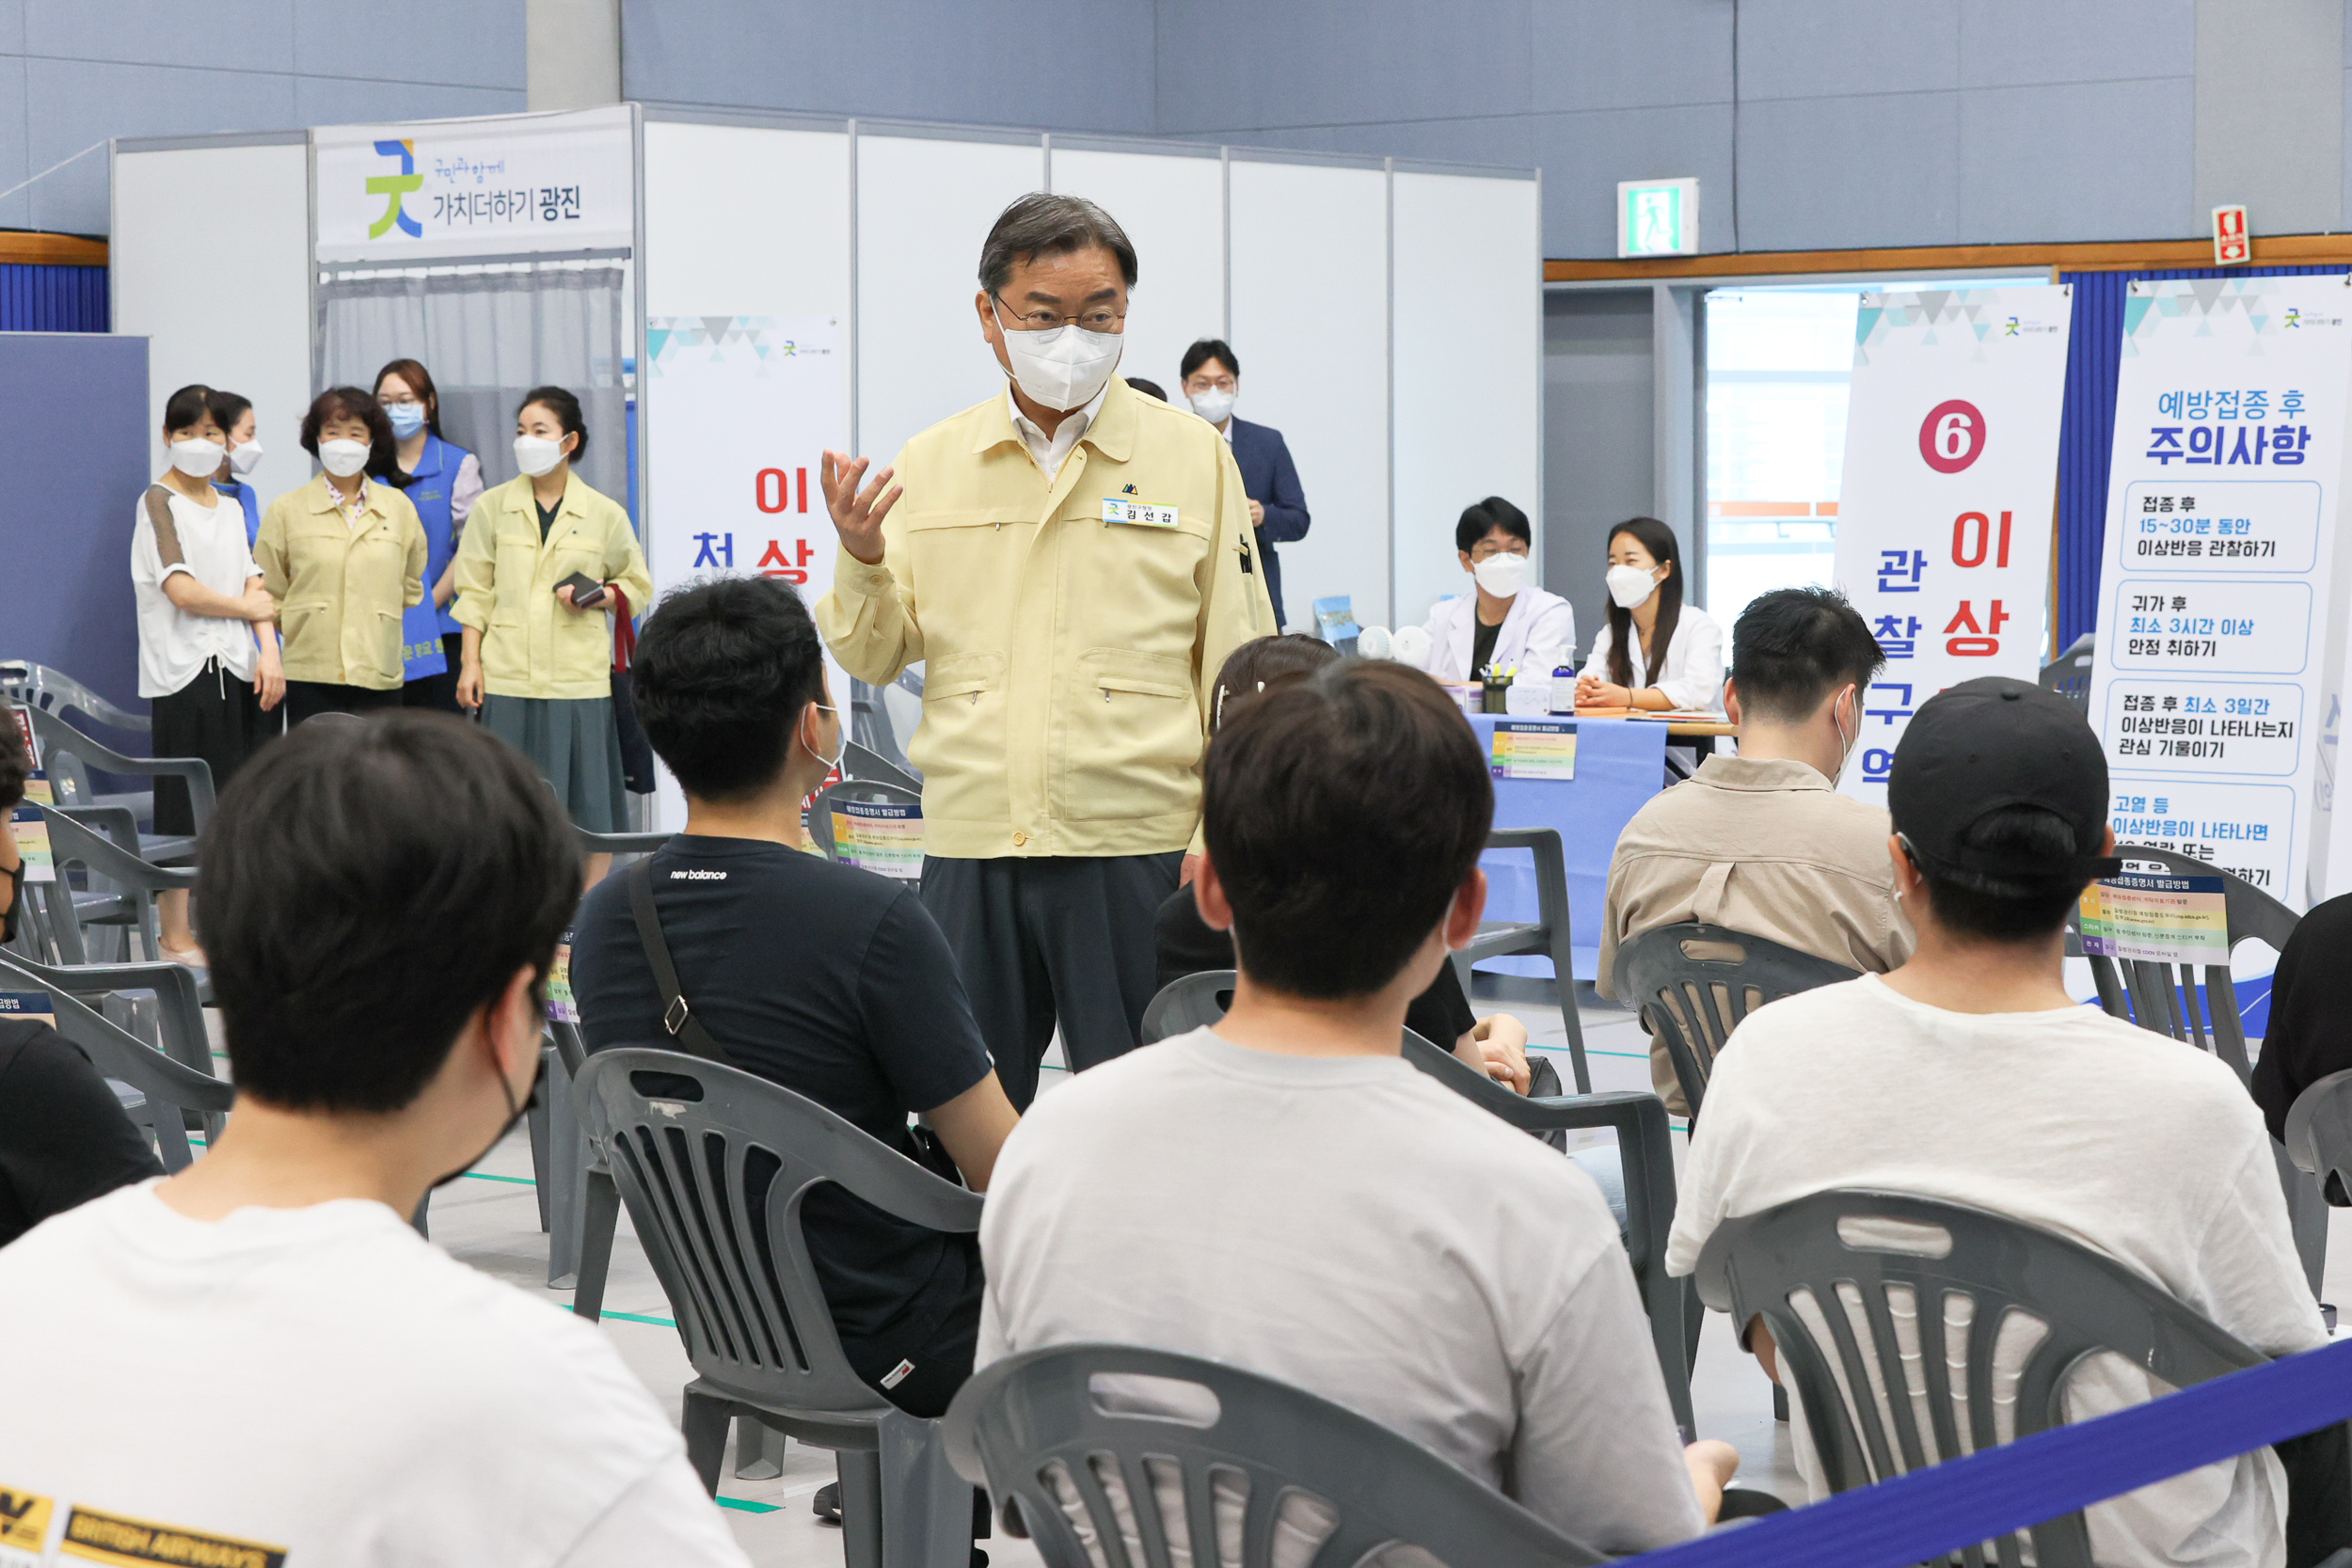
[625, 853, 730, 1064]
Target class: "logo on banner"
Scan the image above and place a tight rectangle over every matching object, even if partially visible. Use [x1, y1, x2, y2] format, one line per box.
[366, 140, 423, 239]
[1919, 399, 1986, 475]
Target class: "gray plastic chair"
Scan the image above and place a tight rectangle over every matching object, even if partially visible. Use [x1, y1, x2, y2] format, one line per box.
[2071, 846, 2328, 1295]
[2286, 1068, 2352, 1207]
[1453, 826, 1592, 1092]
[1, 659, 151, 733]
[1138, 970, 1695, 1434]
[1611, 921, 1860, 1118]
[575, 826, 670, 860]
[575, 1046, 978, 1568]
[848, 671, 925, 785]
[27, 705, 211, 863]
[1693, 1188, 2273, 1568]
[27, 807, 199, 969]
[2038, 631, 2095, 708]
[810, 777, 925, 882]
[0, 950, 231, 1170]
[942, 1342, 1613, 1568]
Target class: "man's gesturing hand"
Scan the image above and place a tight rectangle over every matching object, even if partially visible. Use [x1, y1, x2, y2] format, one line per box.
[821, 451, 902, 566]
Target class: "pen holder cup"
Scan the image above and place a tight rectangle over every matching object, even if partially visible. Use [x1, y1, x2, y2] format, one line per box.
[1481, 674, 1513, 714]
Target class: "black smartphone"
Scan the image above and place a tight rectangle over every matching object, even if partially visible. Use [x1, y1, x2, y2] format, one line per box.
[556, 571, 607, 609]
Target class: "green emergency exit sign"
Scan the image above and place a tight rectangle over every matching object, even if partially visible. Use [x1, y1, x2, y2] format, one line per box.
[1618, 179, 1700, 258]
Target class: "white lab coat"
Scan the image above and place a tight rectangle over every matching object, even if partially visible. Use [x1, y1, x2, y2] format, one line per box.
[1419, 586, 1577, 682]
[1581, 603, 1725, 713]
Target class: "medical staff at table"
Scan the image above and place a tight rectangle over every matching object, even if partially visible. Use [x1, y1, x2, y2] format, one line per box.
[1418, 496, 1575, 682]
[253, 388, 427, 725]
[1575, 515, 1724, 713]
[374, 357, 484, 713]
[453, 385, 651, 860]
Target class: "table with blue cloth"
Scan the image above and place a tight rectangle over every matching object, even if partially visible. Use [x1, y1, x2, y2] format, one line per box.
[1468, 714, 1668, 985]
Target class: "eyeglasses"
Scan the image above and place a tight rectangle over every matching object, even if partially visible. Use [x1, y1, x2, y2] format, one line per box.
[1468, 542, 1530, 562]
[993, 294, 1124, 334]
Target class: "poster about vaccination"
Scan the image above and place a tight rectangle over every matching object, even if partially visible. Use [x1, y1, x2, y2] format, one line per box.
[1831, 285, 2074, 808]
[2088, 276, 2352, 904]
[643, 314, 848, 832]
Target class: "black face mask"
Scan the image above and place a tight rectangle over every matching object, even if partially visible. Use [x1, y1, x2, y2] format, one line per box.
[428, 1036, 533, 1194]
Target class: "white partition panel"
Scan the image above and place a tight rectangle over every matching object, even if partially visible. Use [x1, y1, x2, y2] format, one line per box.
[1048, 144, 1225, 397]
[855, 132, 1044, 465]
[1391, 170, 1543, 641]
[111, 139, 311, 515]
[644, 122, 850, 323]
[1229, 156, 1390, 630]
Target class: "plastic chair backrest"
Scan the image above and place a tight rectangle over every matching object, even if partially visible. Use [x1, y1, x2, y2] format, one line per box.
[2073, 846, 2295, 1085]
[574, 826, 670, 860]
[1140, 970, 1234, 1044]
[942, 1342, 1608, 1568]
[808, 776, 924, 881]
[1610, 922, 1860, 1117]
[2038, 633, 2095, 708]
[2286, 1068, 2352, 1206]
[26, 706, 215, 830]
[0, 951, 232, 1169]
[573, 1045, 982, 1416]
[1693, 1188, 2265, 1568]
[0, 660, 150, 734]
[36, 807, 197, 962]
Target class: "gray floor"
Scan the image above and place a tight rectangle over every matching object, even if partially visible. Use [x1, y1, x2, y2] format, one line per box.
[402, 978, 2352, 1563]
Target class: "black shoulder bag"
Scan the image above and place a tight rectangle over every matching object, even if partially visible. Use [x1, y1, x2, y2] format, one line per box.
[626, 855, 732, 1066]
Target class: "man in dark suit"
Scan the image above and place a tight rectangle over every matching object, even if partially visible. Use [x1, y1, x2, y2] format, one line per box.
[1180, 339, 1311, 629]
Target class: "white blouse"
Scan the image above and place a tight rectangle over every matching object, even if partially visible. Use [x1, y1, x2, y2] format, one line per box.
[1580, 602, 1724, 713]
[130, 488, 262, 699]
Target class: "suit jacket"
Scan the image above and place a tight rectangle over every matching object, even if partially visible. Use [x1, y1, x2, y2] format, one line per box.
[1226, 417, 1310, 629]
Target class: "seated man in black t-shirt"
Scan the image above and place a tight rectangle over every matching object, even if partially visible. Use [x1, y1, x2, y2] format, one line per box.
[572, 577, 1018, 1433]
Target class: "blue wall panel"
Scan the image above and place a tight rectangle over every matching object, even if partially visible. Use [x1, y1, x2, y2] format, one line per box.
[0, 263, 104, 331]
[0, 331, 151, 710]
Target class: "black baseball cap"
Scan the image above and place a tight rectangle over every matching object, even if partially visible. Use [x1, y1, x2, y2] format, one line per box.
[1887, 676, 2122, 883]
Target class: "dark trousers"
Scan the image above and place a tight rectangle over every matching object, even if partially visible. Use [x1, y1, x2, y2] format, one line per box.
[401, 632, 466, 714]
[150, 659, 265, 837]
[920, 851, 1183, 1108]
[283, 680, 402, 726]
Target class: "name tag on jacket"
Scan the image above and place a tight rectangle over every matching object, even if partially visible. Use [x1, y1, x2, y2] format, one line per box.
[1102, 499, 1179, 529]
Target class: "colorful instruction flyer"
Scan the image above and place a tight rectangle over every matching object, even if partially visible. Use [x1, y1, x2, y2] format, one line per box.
[832, 800, 924, 880]
[0, 991, 57, 1030]
[545, 927, 578, 1022]
[10, 805, 52, 883]
[2076, 873, 2230, 964]
[1489, 719, 1578, 782]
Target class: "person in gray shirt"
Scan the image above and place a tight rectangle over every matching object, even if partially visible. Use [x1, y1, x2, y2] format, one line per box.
[977, 659, 1739, 1553]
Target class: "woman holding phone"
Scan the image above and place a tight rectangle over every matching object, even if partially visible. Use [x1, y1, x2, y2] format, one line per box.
[453, 386, 650, 855]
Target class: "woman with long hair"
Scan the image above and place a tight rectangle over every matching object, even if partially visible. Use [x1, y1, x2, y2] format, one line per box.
[1574, 516, 1724, 714]
[373, 357, 484, 712]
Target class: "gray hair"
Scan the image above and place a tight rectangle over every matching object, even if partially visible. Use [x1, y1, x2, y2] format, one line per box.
[977, 193, 1138, 296]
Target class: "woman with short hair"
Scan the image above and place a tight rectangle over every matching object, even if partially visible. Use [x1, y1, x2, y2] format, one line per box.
[253, 388, 427, 725]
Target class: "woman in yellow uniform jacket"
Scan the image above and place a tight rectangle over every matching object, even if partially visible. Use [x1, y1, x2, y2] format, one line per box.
[453, 386, 651, 843]
[254, 388, 428, 724]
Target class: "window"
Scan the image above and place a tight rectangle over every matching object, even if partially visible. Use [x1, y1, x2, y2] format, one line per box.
[1703, 277, 2044, 624]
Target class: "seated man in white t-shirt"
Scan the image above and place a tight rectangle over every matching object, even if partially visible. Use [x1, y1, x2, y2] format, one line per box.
[1666, 677, 2329, 1568]
[978, 658, 1739, 1553]
[0, 714, 748, 1567]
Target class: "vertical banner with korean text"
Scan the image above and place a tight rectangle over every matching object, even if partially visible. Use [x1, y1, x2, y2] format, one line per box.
[643, 315, 847, 830]
[1831, 286, 2075, 806]
[2090, 275, 2352, 905]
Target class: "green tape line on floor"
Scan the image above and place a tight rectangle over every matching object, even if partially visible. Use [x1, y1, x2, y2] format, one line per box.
[715, 1497, 779, 1513]
[561, 1302, 679, 1330]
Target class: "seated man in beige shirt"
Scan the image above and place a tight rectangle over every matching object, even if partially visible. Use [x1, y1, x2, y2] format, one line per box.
[1598, 586, 1913, 1112]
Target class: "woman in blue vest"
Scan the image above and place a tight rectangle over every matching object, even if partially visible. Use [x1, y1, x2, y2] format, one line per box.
[373, 357, 484, 712]
[205, 389, 264, 546]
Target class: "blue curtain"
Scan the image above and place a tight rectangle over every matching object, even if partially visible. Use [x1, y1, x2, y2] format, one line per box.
[0, 263, 106, 332]
[2055, 264, 2347, 651]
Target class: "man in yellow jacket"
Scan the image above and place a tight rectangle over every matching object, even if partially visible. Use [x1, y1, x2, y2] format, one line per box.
[817, 193, 1273, 1106]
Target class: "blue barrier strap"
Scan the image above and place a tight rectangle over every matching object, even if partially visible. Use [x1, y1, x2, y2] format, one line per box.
[1628, 1337, 2352, 1568]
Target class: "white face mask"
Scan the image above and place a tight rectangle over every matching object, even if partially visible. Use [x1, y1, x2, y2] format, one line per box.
[228, 438, 264, 477]
[1471, 550, 1529, 598]
[1831, 685, 1859, 781]
[801, 703, 845, 774]
[167, 437, 225, 478]
[1187, 387, 1236, 425]
[514, 435, 565, 478]
[1606, 562, 1661, 610]
[317, 438, 370, 479]
[993, 301, 1124, 412]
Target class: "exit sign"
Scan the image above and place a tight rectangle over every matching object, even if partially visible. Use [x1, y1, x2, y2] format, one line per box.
[1618, 178, 1700, 258]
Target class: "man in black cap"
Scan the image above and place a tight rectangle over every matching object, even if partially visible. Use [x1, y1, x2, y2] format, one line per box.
[1663, 677, 2326, 1568]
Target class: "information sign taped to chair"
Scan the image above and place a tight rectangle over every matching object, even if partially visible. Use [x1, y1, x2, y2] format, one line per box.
[830, 800, 924, 879]
[545, 927, 579, 1022]
[2077, 873, 2230, 963]
[10, 805, 51, 883]
[1488, 719, 1577, 781]
[0, 991, 57, 1029]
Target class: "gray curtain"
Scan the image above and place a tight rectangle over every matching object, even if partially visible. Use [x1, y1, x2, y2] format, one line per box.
[316, 262, 629, 507]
